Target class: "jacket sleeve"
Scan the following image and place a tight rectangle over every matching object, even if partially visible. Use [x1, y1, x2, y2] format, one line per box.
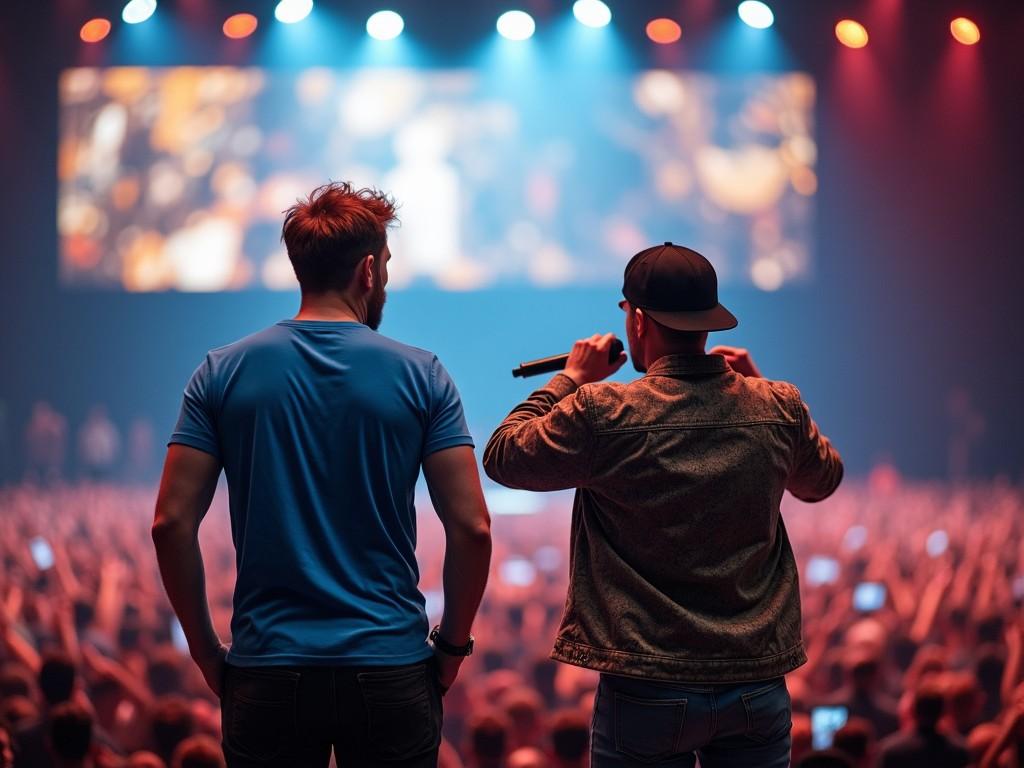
[482, 374, 594, 492]
[787, 389, 844, 502]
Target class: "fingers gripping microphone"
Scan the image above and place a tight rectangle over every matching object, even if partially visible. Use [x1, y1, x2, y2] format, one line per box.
[512, 339, 624, 378]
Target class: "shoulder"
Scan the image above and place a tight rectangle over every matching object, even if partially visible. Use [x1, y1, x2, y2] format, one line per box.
[205, 323, 291, 362]
[368, 332, 438, 368]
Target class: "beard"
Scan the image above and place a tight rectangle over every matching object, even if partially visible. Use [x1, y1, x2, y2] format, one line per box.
[366, 280, 387, 330]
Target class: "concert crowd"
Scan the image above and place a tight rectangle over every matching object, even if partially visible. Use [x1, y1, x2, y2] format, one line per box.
[0, 465, 1022, 766]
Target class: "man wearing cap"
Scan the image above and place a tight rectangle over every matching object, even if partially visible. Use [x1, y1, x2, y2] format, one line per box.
[483, 243, 843, 767]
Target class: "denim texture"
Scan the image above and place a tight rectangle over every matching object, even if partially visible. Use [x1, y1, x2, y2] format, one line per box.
[220, 658, 443, 767]
[591, 674, 792, 767]
[484, 353, 843, 683]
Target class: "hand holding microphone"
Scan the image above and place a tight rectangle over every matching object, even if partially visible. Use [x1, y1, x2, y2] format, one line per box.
[562, 333, 628, 386]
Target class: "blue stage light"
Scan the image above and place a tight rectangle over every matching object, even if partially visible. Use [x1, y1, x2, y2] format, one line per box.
[122, 0, 156, 25]
[497, 10, 536, 41]
[572, 0, 611, 29]
[275, 0, 313, 25]
[367, 10, 404, 40]
[737, 1, 774, 30]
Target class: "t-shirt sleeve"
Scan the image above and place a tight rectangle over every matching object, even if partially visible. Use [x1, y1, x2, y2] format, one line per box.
[168, 357, 221, 459]
[423, 356, 475, 457]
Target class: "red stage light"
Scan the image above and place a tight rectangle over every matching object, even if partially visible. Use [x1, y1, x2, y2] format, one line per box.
[646, 18, 682, 45]
[835, 19, 869, 49]
[223, 13, 259, 39]
[80, 18, 112, 43]
[950, 17, 980, 46]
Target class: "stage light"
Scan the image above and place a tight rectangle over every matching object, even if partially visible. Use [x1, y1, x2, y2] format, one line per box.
[223, 13, 258, 39]
[950, 17, 980, 46]
[275, 0, 313, 24]
[80, 18, 111, 43]
[737, 1, 774, 29]
[367, 10, 404, 40]
[496, 11, 535, 41]
[646, 18, 682, 45]
[572, 0, 611, 29]
[835, 19, 868, 49]
[121, 0, 156, 25]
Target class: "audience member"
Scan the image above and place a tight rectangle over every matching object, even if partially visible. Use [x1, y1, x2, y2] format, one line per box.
[877, 678, 969, 767]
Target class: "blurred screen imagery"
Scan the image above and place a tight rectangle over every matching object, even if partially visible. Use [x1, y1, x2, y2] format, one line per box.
[59, 67, 816, 291]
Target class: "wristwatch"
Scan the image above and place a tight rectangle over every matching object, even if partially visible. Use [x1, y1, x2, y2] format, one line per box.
[429, 625, 474, 657]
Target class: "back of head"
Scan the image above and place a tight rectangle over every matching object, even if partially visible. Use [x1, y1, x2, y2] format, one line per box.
[48, 700, 93, 762]
[282, 182, 397, 294]
[550, 708, 589, 761]
[468, 710, 508, 761]
[913, 677, 946, 731]
[975, 613, 1004, 644]
[832, 717, 874, 763]
[842, 643, 884, 695]
[147, 646, 185, 697]
[171, 734, 226, 768]
[39, 651, 76, 707]
[151, 695, 195, 761]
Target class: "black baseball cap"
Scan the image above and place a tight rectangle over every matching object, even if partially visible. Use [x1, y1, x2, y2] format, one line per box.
[622, 242, 738, 332]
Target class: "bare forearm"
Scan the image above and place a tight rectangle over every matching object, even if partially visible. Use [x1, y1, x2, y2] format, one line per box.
[152, 524, 220, 661]
[439, 525, 492, 644]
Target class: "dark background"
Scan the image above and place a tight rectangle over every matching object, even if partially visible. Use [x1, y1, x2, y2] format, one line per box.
[1, 0, 1022, 482]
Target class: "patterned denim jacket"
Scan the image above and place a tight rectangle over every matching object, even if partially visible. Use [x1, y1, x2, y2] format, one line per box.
[483, 353, 843, 683]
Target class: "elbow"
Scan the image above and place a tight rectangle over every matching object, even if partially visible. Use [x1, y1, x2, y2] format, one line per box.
[151, 510, 194, 547]
[481, 438, 502, 484]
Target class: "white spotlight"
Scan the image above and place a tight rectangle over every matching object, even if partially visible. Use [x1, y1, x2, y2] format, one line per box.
[496, 10, 536, 41]
[366, 10, 404, 40]
[275, 0, 313, 24]
[572, 0, 611, 29]
[737, 1, 774, 29]
[121, 0, 156, 24]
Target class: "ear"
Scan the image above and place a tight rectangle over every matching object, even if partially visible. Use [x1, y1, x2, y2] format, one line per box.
[634, 308, 647, 339]
[361, 254, 376, 289]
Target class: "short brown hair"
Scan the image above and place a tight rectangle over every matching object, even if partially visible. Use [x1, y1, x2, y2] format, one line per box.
[282, 181, 398, 293]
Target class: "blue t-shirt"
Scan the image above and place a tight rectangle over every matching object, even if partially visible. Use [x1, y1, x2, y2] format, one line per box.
[169, 320, 474, 667]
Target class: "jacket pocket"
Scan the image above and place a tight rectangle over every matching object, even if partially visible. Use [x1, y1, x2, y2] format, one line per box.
[613, 692, 687, 763]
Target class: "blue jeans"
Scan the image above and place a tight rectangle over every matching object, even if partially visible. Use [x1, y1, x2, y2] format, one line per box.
[591, 674, 792, 768]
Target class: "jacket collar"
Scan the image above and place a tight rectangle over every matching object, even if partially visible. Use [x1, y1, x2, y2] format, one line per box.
[645, 353, 730, 377]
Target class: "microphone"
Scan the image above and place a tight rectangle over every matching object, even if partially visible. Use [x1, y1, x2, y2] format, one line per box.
[512, 338, 625, 378]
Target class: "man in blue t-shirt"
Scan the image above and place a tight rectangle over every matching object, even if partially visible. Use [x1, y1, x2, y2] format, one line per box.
[152, 182, 492, 767]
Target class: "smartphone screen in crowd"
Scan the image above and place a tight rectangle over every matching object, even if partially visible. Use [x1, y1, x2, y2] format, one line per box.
[852, 582, 887, 613]
[29, 536, 55, 571]
[806, 556, 840, 586]
[811, 705, 849, 749]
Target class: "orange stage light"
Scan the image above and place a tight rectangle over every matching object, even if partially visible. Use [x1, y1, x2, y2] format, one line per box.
[80, 18, 112, 43]
[223, 13, 259, 40]
[646, 18, 682, 45]
[835, 19, 869, 49]
[950, 17, 980, 46]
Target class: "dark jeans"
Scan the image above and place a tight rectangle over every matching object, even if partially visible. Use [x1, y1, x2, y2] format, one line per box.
[591, 673, 792, 768]
[220, 657, 443, 767]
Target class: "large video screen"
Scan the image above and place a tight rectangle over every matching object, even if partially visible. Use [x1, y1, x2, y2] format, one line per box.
[58, 67, 815, 291]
